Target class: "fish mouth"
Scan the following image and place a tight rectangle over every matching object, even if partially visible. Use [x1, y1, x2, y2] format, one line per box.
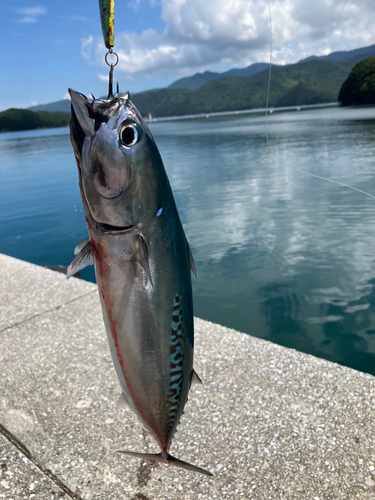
[98, 222, 137, 235]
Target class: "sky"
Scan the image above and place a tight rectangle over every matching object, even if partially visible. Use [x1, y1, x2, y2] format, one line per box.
[1, 0, 375, 111]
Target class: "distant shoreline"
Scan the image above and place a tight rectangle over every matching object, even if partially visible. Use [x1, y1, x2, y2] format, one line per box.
[146, 102, 339, 123]
[0, 125, 70, 134]
[0, 102, 340, 133]
[0, 108, 70, 133]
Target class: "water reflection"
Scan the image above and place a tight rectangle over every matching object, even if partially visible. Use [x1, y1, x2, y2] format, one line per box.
[2, 108, 375, 374]
[150, 106, 375, 374]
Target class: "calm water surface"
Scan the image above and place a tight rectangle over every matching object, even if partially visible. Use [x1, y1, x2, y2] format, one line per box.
[1, 106, 375, 374]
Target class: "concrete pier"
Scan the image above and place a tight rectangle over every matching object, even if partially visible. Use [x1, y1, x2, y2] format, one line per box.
[1, 253, 375, 499]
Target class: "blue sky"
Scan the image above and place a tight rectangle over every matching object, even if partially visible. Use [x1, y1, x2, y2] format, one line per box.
[1, 0, 375, 111]
[0, 1, 167, 110]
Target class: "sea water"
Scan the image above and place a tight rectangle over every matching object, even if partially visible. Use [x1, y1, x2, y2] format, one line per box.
[1, 106, 375, 374]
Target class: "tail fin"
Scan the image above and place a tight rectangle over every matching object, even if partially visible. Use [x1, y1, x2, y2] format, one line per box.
[118, 450, 213, 476]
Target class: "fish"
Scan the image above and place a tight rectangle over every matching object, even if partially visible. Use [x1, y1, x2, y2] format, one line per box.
[67, 88, 212, 476]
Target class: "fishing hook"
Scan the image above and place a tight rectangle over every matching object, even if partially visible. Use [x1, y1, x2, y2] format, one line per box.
[105, 48, 119, 99]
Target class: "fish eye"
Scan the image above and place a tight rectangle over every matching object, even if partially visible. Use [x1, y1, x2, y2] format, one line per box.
[119, 123, 139, 147]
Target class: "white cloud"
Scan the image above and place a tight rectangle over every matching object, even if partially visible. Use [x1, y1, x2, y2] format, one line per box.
[63, 93, 71, 100]
[63, 15, 90, 22]
[15, 6, 47, 23]
[98, 72, 134, 82]
[128, 0, 141, 12]
[81, 0, 375, 79]
[98, 74, 108, 82]
[81, 35, 94, 64]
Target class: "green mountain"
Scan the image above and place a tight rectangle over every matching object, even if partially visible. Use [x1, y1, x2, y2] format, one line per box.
[131, 88, 191, 116]
[0, 109, 70, 132]
[25, 42, 375, 119]
[28, 99, 71, 113]
[168, 71, 220, 91]
[338, 57, 375, 106]
[2, 59, 354, 132]
[169, 44, 375, 92]
[169, 63, 275, 91]
[299, 43, 375, 64]
[132, 59, 354, 117]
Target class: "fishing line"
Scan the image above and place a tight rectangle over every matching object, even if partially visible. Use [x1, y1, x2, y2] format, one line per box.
[265, 0, 272, 142]
[264, 0, 375, 201]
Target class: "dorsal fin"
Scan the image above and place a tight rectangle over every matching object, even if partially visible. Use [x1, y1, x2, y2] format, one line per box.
[69, 89, 95, 136]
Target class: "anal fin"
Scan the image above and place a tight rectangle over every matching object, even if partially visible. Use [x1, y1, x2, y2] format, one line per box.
[191, 369, 203, 385]
[116, 392, 131, 411]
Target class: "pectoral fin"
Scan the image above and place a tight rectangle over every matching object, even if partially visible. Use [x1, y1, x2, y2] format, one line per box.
[67, 240, 93, 279]
[74, 237, 90, 255]
[136, 236, 153, 287]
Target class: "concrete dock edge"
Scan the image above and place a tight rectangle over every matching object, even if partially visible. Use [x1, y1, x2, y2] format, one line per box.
[1, 253, 375, 499]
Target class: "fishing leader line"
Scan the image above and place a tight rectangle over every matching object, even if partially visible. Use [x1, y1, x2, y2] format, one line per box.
[264, 0, 375, 201]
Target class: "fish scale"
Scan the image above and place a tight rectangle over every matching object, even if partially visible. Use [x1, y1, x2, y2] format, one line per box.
[67, 88, 212, 476]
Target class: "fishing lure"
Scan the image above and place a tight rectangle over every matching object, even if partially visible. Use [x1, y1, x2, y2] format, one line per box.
[98, 0, 114, 49]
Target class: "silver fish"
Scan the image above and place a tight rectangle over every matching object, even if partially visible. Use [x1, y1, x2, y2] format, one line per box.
[67, 88, 212, 476]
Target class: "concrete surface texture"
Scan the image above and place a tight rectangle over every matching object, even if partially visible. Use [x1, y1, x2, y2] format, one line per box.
[1, 252, 375, 500]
